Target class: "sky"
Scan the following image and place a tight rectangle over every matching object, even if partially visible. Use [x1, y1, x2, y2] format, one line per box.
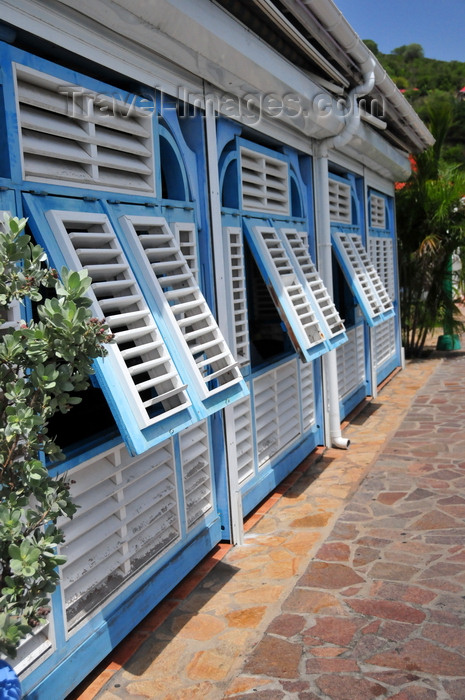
[334, 0, 465, 62]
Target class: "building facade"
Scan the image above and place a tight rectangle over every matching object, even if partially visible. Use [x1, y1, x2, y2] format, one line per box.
[0, 0, 432, 696]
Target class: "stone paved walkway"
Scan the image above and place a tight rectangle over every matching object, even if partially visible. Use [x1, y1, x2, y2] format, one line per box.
[70, 349, 465, 700]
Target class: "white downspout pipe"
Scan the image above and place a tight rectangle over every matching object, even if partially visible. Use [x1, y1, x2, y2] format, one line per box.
[314, 59, 375, 449]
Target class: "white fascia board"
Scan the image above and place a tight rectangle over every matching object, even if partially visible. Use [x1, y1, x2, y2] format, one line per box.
[4, 0, 348, 140]
[335, 121, 412, 182]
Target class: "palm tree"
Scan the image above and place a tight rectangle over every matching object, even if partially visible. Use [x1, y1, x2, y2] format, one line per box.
[396, 95, 465, 356]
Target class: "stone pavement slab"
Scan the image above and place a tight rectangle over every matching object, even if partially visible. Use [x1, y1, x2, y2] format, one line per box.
[69, 351, 465, 700]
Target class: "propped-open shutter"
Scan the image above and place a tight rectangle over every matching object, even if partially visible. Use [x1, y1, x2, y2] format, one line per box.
[240, 146, 289, 214]
[114, 212, 247, 412]
[243, 220, 338, 361]
[279, 227, 346, 348]
[14, 63, 154, 194]
[23, 194, 195, 455]
[332, 231, 394, 326]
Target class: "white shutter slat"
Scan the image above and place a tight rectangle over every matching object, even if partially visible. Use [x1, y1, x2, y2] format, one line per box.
[58, 441, 180, 630]
[370, 194, 386, 229]
[332, 231, 395, 326]
[328, 178, 352, 223]
[225, 227, 250, 366]
[244, 221, 331, 361]
[14, 63, 155, 194]
[42, 209, 191, 437]
[240, 146, 290, 214]
[117, 215, 245, 400]
[279, 228, 346, 342]
[179, 421, 213, 529]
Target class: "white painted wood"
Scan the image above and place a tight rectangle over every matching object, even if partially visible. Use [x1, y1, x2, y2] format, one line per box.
[179, 421, 213, 529]
[253, 360, 300, 467]
[59, 441, 180, 632]
[46, 210, 191, 428]
[333, 231, 394, 319]
[328, 179, 351, 223]
[336, 325, 366, 400]
[280, 227, 345, 338]
[173, 222, 199, 282]
[240, 147, 290, 215]
[118, 215, 243, 398]
[370, 194, 386, 229]
[299, 360, 316, 432]
[224, 226, 250, 366]
[248, 224, 323, 347]
[14, 64, 155, 194]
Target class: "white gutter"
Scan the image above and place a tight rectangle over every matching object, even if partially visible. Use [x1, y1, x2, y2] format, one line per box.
[299, 0, 434, 151]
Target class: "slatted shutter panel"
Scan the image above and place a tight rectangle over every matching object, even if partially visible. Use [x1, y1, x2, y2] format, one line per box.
[244, 221, 332, 361]
[253, 361, 300, 466]
[300, 360, 316, 432]
[229, 396, 254, 485]
[369, 236, 397, 370]
[280, 227, 346, 341]
[337, 325, 366, 400]
[240, 146, 289, 214]
[372, 317, 397, 370]
[332, 231, 394, 326]
[44, 210, 191, 432]
[179, 421, 213, 529]
[276, 360, 301, 447]
[14, 64, 154, 194]
[370, 194, 386, 229]
[12, 625, 51, 678]
[173, 222, 199, 282]
[369, 236, 395, 298]
[117, 215, 244, 402]
[328, 178, 351, 223]
[225, 226, 250, 366]
[59, 441, 179, 630]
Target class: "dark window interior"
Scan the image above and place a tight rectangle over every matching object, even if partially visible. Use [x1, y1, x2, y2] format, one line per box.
[245, 240, 292, 369]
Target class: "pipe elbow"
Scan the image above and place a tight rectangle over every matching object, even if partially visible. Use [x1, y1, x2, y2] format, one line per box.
[331, 436, 351, 450]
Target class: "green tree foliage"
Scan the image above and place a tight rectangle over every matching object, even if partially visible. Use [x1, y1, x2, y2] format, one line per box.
[396, 99, 465, 356]
[0, 215, 113, 657]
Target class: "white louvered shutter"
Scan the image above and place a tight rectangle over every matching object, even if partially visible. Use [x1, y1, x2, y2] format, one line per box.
[300, 360, 316, 433]
[280, 227, 346, 341]
[59, 441, 179, 630]
[253, 361, 300, 466]
[179, 421, 213, 529]
[337, 325, 366, 400]
[370, 194, 386, 229]
[240, 147, 289, 214]
[225, 226, 250, 366]
[117, 215, 244, 403]
[229, 395, 254, 485]
[244, 221, 331, 360]
[332, 231, 394, 326]
[328, 179, 352, 223]
[173, 222, 199, 282]
[14, 64, 154, 194]
[369, 236, 396, 299]
[44, 210, 191, 428]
